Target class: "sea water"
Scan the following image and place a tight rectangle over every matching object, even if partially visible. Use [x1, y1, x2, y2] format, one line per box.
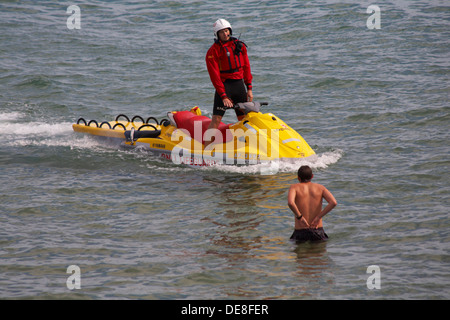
[0, 0, 448, 299]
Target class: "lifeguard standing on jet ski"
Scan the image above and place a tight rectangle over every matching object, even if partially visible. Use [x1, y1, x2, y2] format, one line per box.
[205, 19, 253, 147]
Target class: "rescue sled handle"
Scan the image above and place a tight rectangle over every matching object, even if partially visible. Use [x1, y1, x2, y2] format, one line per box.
[232, 101, 268, 114]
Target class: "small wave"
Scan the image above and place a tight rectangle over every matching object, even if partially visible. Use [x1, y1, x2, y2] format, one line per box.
[14, 75, 55, 89]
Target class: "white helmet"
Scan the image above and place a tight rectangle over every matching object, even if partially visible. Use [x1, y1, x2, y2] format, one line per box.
[213, 19, 232, 39]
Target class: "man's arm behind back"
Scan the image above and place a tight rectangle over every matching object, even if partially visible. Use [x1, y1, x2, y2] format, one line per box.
[310, 184, 337, 228]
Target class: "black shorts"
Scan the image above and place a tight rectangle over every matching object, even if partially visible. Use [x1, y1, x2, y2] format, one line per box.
[213, 79, 247, 117]
[290, 228, 329, 242]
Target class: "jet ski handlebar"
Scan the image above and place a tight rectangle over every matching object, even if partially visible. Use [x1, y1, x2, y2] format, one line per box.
[232, 101, 268, 114]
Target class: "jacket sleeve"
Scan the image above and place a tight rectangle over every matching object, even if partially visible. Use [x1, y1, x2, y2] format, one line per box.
[206, 46, 227, 99]
[242, 46, 253, 90]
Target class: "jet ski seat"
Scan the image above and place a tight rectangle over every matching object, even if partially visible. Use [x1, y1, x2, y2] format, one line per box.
[172, 111, 233, 144]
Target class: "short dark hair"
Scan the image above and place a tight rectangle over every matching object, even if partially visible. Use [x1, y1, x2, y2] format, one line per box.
[297, 165, 313, 182]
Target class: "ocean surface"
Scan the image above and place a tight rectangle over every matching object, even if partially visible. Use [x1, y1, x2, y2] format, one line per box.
[0, 0, 448, 300]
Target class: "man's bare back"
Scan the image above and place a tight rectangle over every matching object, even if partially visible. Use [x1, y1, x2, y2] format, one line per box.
[287, 166, 337, 241]
[288, 181, 337, 229]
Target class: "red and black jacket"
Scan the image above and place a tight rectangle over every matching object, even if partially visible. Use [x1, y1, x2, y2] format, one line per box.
[206, 37, 253, 100]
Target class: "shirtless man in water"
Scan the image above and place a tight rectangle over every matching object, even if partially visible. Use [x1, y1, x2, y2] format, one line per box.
[288, 166, 337, 242]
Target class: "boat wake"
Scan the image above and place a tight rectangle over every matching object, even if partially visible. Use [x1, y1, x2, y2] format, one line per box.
[0, 112, 104, 150]
[1, 111, 342, 174]
[202, 149, 343, 175]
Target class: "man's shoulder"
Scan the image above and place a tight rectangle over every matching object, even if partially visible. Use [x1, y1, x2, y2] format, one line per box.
[311, 182, 326, 189]
[206, 42, 220, 54]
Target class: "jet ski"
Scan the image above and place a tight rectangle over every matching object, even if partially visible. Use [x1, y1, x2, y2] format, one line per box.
[72, 102, 315, 167]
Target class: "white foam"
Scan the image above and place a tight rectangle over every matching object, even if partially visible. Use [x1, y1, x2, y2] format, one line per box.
[0, 115, 107, 151]
[201, 149, 343, 175]
[0, 112, 24, 122]
[0, 121, 72, 137]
